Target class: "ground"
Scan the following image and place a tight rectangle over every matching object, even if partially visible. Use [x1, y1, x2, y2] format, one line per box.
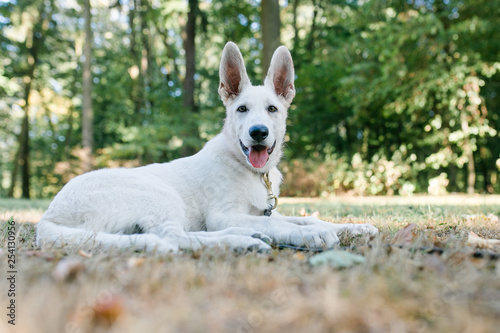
[1, 195, 500, 333]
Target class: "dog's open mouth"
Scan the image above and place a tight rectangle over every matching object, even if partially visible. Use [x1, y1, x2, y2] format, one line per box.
[240, 140, 276, 168]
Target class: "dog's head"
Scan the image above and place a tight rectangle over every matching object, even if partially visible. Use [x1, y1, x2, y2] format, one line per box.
[218, 42, 295, 172]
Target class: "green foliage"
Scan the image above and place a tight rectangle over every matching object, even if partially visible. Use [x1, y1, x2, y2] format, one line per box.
[281, 150, 420, 197]
[0, 0, 499, 197]
[288, 0, 500, 194]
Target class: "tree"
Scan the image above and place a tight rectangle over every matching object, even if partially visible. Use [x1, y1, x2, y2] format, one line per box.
[261, 0, 280, 76]
[81, 0, 93, 173]
[8, 0, 53, 198]
[180, 0, 200, 156]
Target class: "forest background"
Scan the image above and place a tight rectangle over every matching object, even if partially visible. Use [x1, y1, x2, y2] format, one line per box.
[1, 0, 499, 199]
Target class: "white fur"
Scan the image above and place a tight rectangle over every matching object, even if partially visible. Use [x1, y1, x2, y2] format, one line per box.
[37, 42, 378, 253]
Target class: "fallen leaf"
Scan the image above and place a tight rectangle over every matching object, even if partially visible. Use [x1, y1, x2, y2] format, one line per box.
[292, 252, 306, 261]
[299, 208, 307, 217]
[309, 250, 365, 268]
[52, 258, 84, 282]
[78, 250, 92, 258]
[127, 257, 146, 269]
[93, 295, 123, 326]
[466, 231, 500, 249]
[392, 223, 417, 246]
[299, 208, 320, 218]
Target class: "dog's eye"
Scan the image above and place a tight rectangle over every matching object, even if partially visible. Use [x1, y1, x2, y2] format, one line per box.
[268, 105, 277, 112]
[237, 105, 248, 113]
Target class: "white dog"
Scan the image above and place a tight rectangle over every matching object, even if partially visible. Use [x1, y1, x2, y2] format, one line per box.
[37, 42, 377, 253]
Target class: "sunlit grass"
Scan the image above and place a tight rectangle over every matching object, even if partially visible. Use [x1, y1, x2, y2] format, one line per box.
[0, 198, 51, 223]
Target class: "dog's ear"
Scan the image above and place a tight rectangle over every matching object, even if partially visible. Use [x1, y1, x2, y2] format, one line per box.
[264, 46, 295, 107]
[218, 42, 251, 105]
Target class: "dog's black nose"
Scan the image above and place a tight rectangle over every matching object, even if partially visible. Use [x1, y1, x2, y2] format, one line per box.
[249, 125, 269, 142]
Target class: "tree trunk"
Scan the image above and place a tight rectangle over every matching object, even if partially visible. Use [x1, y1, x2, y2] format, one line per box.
[139, 0, 153, 162]
[180, 0, 199, 157]
[461, 111, 475, 194]
[139, 0, 153, 84]
[19, 109, 30, 198]
[261, 0, 281, 76]
[9, 108, 30, 198]
[128, 0, 139, 116]
[183, 0, 196, 111]
[8, 5, 45, 198]
[291, 0, 300, 59]
[305, 0, 319, 52]
[82, 0, 94, 173]
[7, 149, 19, 197]
[63, 70, 78, 159]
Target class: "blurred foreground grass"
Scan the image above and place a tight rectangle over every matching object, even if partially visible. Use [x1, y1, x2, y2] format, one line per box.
[1, 195, 500, 333]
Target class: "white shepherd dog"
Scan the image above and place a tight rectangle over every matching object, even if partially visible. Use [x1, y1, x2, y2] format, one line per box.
[37, 42, 378, 253]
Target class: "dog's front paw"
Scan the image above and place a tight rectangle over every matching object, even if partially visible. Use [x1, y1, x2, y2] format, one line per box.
[290, 225, 340, 249]
[235, 237, 272, 254]
[250, 232, 273, 245]
[215, 227, 273, 245]
[344, 223, 379, 236]
[220, 235, 272, 253]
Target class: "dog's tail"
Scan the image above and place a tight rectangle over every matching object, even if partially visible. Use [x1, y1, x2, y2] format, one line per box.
[36, 220, 177, 253]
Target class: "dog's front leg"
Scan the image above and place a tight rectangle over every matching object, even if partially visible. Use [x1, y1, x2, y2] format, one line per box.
[206, 213, 340, 249]
[276, 213, 379, 237]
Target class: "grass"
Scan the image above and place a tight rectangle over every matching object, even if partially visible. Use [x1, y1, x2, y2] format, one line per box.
[0, 198, 51, 223]
[1, 195, 500, 333]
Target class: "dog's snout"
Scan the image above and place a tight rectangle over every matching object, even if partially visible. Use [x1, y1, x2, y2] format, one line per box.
[249, 125, 269, 142]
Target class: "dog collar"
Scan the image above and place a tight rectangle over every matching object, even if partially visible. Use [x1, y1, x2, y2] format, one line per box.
[263, 171, 278, 216]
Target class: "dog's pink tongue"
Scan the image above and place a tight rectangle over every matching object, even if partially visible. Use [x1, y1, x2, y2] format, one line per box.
[249, 147, 269, 168]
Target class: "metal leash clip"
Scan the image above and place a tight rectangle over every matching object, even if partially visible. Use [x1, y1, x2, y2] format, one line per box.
[263, 171, 278, 216]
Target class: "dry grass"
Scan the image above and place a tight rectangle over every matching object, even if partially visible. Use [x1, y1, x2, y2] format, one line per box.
[1, 195, 500, 333]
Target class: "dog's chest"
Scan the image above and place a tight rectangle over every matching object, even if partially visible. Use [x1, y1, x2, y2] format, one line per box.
[247, 184, 270, 216]
[244, 173, 279, 216]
